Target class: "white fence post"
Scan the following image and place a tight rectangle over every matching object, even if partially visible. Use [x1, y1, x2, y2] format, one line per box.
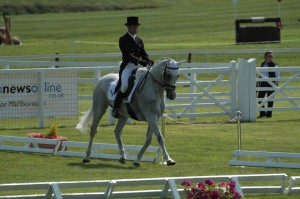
[248, 58, 257, 121]
[38, 72, 45, 128]
[237, 58, 256, 122]
[189, 72, 196, 120]
[94, 70, 101, 84]
[230, 60, 237, 119]
[237, 58, 249, 121]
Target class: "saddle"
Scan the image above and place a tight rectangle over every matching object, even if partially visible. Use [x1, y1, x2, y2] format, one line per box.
[114, 69, 137, 98]
[108, 68, 147, 120]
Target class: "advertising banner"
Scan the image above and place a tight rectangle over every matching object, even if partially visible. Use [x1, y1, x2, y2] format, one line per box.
[0, 72, 78, 118]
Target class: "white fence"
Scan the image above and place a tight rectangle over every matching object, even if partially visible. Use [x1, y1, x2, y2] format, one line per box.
[0, 174, 288, 198]
[0, 59, 237, 128]
[2, 48, 299, 61]
[285, 176, 300, 194]
[236, 58, 300, 121]
[229, 150, 300, 169]
[0, 135, 160, 163]
[256, 66, 300, 111]
[0, 58, 299, 128]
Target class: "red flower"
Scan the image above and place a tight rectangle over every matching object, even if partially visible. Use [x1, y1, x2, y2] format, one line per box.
[234, 192, 241, 199]
[181, 181, 193, 187]
[228, 181, 235, 189]
[203, 195, 209, 199]
[47, 135, 58, 139]
[204, 179, 215, 186]
[187, 192, 194, 198]
[211, 190, 220, 199]
[181, 179, 241, 199]
[197, 182, 206, 188]
[27, 133, 67, 141]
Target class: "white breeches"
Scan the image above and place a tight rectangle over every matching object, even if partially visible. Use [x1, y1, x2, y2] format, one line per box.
[121, 62, 138, 93]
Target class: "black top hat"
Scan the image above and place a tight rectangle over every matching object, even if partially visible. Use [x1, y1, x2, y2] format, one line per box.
[125, 16, 140, 26]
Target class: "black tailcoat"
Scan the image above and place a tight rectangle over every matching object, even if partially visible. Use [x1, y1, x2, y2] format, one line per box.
[115, 33, 150, 92]
[119, 32, 150, 71]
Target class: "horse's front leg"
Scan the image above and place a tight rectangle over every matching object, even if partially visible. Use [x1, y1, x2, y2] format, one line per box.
[134, 125, 153, 166]
[114, 115, 128, 164]
[147, 116, 175, 166]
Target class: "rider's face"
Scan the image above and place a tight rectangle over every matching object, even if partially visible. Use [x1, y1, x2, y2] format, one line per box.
[127, 25, 139, 35]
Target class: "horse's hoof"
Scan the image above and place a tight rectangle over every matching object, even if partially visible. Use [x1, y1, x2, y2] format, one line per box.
[118, 158, 126, 164]
[133, 162, 140, 167]
[82, 159, 90, 163]
[167, 160, 176, 166]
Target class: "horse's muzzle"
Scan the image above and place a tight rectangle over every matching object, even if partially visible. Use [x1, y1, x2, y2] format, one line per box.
[166, 90, 176, 100]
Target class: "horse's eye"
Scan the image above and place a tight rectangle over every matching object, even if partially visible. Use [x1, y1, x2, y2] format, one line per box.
[166, 74, 171, 79]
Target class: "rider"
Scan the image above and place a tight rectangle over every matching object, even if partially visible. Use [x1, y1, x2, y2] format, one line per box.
[112, 16, 154, 118]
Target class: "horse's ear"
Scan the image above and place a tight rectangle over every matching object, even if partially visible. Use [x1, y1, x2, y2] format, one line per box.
[177, 60, 186, 66]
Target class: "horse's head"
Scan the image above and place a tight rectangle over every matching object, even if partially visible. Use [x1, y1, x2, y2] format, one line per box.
[163, 59, 185, 100]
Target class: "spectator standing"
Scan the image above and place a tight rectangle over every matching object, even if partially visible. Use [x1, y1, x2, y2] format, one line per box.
[257, 51, 280, 118]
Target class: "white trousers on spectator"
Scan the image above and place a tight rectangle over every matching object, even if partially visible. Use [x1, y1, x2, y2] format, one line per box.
[121, 62, 138, 93]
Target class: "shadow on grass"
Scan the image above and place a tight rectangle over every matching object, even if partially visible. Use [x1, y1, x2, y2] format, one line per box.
[68, 160, 141, 170]
[255, 118, 300, 123]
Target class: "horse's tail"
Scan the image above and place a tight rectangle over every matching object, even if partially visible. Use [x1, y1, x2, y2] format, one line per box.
[76, 106, 93, 133]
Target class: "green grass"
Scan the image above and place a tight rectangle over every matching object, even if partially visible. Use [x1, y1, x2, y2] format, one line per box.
[1, 116, 300, 198]
[0, 0, 175, 15]
[2, 0, 300, 62]
[1, 0, 300, 198]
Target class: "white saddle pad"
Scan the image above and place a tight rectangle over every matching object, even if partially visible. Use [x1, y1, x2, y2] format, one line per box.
[108, 67, 147, 103]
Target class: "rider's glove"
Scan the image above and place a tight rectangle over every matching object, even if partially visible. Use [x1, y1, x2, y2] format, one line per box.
[138, 59, 148, 67]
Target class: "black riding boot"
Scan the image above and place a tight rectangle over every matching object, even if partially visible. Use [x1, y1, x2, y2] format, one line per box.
[112, 91, 124, 118]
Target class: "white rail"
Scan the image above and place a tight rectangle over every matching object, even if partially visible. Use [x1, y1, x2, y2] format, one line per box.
[0, 135, 160, 163]
[0, 174, 288, 199]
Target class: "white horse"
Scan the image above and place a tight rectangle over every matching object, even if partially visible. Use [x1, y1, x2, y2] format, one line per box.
[76, 58, 184, 166]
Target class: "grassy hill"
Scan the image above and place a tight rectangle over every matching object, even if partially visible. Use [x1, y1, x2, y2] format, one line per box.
[1, 0, 175, 14]
[1, 0, 299, 64]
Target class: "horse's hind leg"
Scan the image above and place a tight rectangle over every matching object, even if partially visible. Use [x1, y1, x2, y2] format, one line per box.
[134, 125, 153, 166]
[114, 115, 128, 164]
[83, 101, 108, 163]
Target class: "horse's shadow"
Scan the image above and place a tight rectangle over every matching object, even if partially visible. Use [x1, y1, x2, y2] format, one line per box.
[68, 160, 140, 170]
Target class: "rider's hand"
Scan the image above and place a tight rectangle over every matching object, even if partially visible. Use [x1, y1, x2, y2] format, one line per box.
[139, 59, 148, 67]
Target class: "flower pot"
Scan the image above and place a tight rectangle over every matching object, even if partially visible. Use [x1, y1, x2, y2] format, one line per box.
[28, 133, 68, 151]
[29, 142, 66, 151]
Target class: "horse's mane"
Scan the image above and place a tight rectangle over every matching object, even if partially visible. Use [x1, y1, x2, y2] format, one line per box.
[150, 57, 171, 69]
[155, 57, 179, 76]
[156, 57, 170, 63]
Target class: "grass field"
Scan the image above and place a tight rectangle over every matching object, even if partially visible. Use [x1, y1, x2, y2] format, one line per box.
[1, 0, 300, 198]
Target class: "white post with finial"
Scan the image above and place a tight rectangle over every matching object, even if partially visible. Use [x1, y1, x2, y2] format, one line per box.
[236, 111, 242, 151]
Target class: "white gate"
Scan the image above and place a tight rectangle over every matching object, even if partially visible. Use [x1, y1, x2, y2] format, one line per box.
[256, 67, 300, 112]
[236, 58, 300, 121]
[166, 61, 237, 119]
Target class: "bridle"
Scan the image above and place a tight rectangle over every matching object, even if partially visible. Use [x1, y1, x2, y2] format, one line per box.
[136, 59, 178, 94]
[149, 62, 178, 91]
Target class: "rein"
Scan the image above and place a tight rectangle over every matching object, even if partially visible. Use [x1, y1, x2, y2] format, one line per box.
[136, 70, 149, 93]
